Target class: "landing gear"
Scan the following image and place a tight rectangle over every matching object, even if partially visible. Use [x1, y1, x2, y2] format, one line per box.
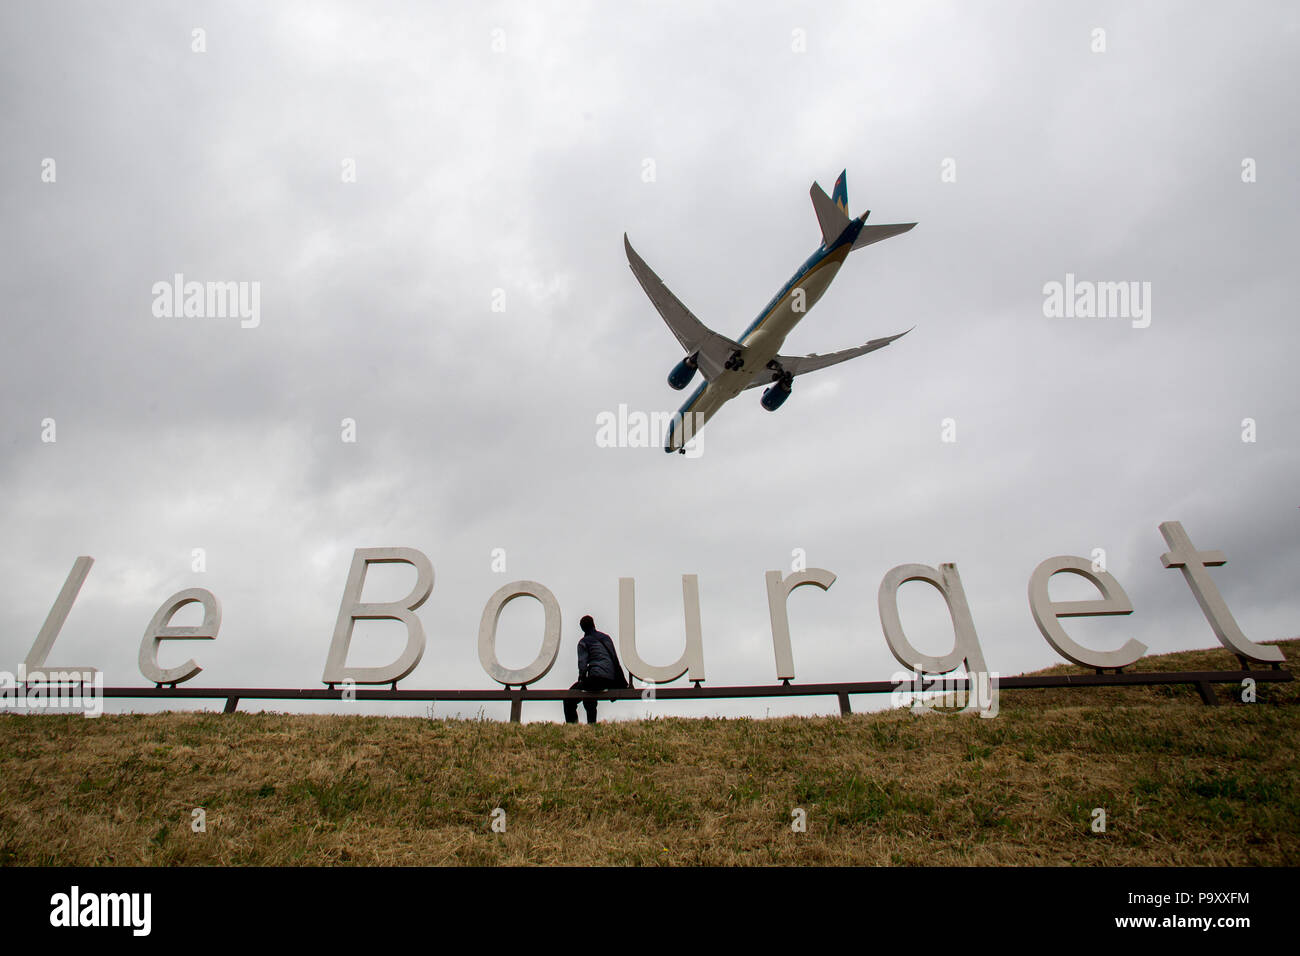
[724, 350, 745, 372]
[765, 361, 791, 388]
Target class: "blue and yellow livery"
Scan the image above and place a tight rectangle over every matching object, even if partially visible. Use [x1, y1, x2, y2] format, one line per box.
[624, 170, 917, 453]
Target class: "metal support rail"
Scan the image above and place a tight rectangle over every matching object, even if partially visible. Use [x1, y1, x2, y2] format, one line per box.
[82, 667, 1293, 720]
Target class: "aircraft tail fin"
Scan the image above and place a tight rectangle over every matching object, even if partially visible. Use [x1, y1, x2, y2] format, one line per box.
[810, 180, 851, 248]
[830, 170, 849, 214]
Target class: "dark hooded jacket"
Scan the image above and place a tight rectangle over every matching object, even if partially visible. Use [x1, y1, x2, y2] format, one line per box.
[578, 628, 627, 686]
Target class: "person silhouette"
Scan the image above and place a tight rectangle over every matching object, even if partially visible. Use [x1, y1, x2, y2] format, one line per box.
[563, 615, 628, 723]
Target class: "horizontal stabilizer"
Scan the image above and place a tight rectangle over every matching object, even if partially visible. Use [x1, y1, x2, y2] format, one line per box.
[810, 182, 851, 248]
[852, 221, 917, 249]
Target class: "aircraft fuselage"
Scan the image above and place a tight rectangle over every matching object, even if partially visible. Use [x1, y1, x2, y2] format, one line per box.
[666, 218, 864, 452]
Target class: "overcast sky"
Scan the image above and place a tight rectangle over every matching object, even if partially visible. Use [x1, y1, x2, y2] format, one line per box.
[2, 0, 1296, 721]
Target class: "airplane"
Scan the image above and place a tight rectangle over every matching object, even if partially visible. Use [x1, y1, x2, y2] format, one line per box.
[624, 170, 917, 453]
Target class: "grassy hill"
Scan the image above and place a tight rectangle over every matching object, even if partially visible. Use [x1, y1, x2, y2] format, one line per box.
[1, 639, 1296, 866]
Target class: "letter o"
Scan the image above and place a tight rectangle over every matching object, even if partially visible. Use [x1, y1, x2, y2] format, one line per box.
[477, 581, 561, 686]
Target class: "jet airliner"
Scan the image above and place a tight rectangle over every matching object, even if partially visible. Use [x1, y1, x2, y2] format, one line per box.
[624, 171, 916, 453]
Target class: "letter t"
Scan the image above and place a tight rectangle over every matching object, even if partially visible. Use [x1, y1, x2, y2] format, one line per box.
[1159, 521, 1283, 664]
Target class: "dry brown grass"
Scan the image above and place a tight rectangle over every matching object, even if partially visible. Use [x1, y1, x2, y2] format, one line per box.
[1, 639, 1296, 866]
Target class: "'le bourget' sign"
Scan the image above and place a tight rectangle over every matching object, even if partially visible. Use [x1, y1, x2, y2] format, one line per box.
[6, 520, 1286, 718]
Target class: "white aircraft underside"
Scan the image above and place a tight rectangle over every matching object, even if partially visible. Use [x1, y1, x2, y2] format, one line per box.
[624, 170, 917, 453]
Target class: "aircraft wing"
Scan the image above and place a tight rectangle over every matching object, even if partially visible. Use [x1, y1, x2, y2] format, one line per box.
[624, 233, 742, 382]
[746, 328, 913, 388]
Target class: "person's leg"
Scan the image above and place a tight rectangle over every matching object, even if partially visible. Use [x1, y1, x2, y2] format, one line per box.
[584, 677, 611, 723]
[564, 680, 583, 723]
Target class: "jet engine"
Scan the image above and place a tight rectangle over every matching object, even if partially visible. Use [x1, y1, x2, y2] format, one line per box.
[667, 354, 699, 390]
[760, 374, 793, 411]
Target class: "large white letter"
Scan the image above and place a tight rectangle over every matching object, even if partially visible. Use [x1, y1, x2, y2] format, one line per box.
[765, 568, 836, 681]
[322, 548, 433, 685]
[138, 588, 221, 684]
[24, 556, 98, 681]
[878, 563, 988, 676]
[1158, 521, 1284, 664]
[618, 576, 706, 684]
[1028, 556, 1144, 669]
[477, 580, 561, 686]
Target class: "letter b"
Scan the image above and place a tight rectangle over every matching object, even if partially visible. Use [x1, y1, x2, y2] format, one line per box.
[321, 548, 434, 685]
